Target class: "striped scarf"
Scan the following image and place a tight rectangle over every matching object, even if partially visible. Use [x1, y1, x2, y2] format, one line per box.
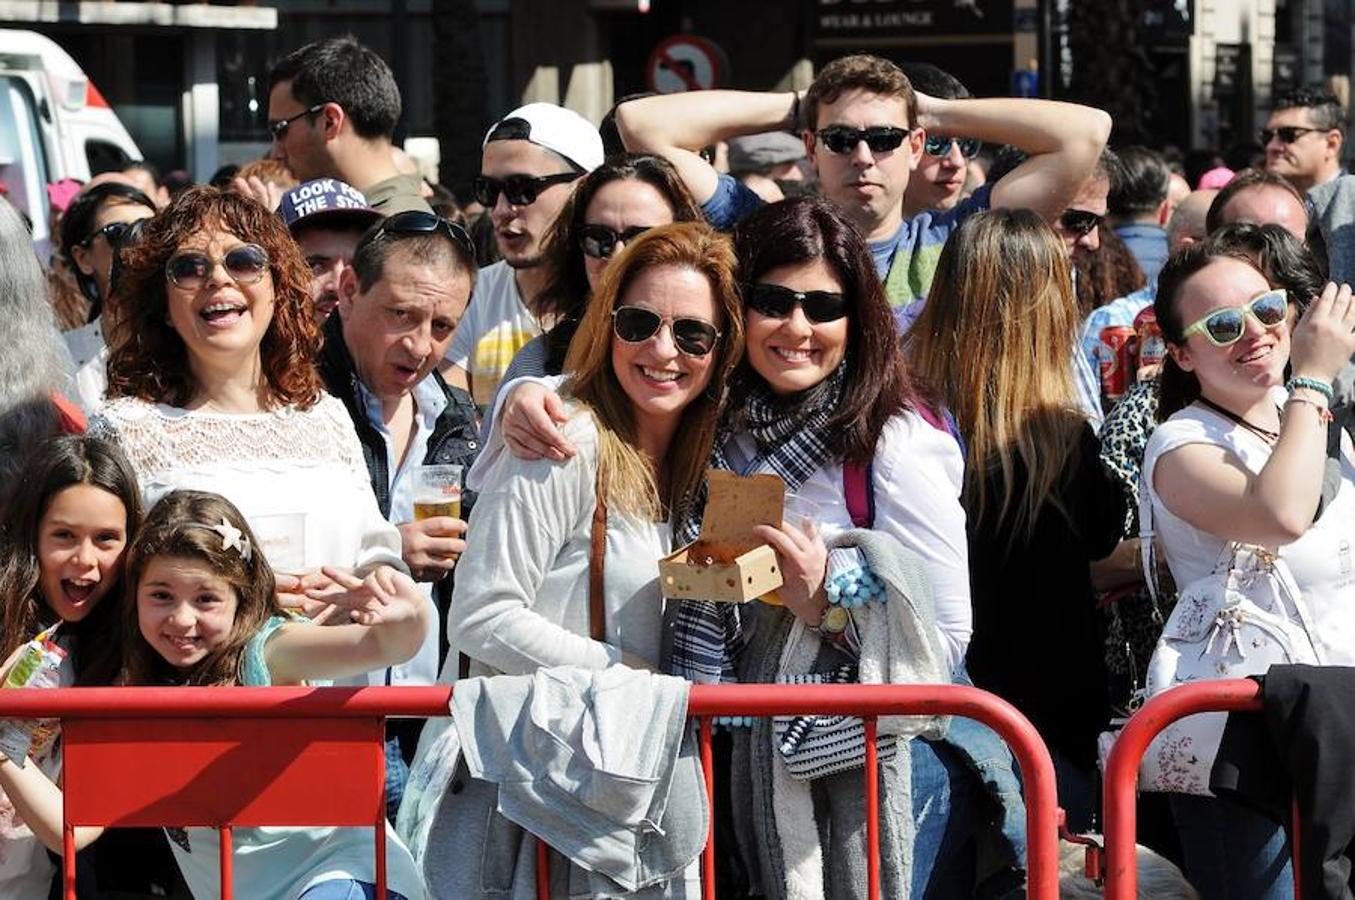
[669, 364, 847, 683]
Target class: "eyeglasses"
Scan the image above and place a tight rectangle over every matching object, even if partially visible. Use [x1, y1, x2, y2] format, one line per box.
[815, 125, 909, 155]
[580, 224, 651, 260]
[744, 282, 848, 323]
[611, 306, 721, 357]
[1259, 126, 1322, 145]
[80, 220, 135, 248]
[165, 243, 270, 290]
[1181, 288, 1289, 346]
[354, 210, 477, 263]
[1059, 208, 1103, 237]
[472, 172, 580, 207]
[922, 135, 982, 159]
[268, 103, 326, 141]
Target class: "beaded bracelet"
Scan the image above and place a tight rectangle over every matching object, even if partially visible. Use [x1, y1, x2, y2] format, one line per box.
[1286, 376, 1334, 402]
[1286, 394, 1335, 423]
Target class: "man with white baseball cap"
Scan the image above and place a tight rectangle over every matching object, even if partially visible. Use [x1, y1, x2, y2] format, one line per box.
[442, 102, 604, 409]
[278, 177, 383, 322]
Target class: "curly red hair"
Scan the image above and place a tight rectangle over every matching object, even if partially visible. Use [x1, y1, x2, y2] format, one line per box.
[105, 186, 322, 409]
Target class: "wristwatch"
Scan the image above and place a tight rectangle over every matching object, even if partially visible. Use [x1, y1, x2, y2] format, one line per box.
[818, 604, 852, 636]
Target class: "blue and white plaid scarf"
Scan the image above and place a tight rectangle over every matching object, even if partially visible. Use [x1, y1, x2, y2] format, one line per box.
[669, 364, 847, 683]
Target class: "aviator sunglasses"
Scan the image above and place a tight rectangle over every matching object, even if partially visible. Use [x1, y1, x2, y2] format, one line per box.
[1181, 288, 1289, 347]
[580, 224, 651, 260]
[744, 282, 848, 323]
[1059, 208, 1104, 238]
[165, 243, 270, 291]
[611, 306, 721, 357]
[816, 125, 909, 155]
[472, 172, 580, 207]
[922, 135, 982, 159]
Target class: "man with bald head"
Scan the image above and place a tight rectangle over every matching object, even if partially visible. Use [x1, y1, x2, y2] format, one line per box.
[1078, 188, 1217, 374]
[1205, 168, 1309, 240]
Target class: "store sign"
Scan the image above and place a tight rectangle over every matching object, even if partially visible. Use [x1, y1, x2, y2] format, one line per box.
[1272, 44, 1301, 95]
[1213, 42, 1246, 99]
[814, 0, 1013, 38]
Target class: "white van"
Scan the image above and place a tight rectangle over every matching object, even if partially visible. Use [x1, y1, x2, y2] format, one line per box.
[0, 30, 141, 245]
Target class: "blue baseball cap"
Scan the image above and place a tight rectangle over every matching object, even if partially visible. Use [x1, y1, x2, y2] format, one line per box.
[277, 178, 383, 232]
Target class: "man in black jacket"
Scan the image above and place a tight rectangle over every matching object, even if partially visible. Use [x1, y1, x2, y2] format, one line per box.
[317, 212, 479, 815]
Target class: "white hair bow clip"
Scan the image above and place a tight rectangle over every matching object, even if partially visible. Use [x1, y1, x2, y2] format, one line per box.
[206, 517, 252, 562]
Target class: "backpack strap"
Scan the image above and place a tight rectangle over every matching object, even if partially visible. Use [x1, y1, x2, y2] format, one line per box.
[843, 461, 875, 529]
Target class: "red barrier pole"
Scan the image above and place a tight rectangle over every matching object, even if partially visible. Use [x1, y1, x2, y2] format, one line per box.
[62, 822, 75, 900]
[699, 716, 715, 900]
[537, 838, 550, 900]
[220, 826, 233, 900]
[1102, 679, 1263, 900]
[864, 716, 881, 900]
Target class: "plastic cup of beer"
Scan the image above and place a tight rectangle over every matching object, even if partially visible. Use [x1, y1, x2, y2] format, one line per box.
[413, 464, 463, 521]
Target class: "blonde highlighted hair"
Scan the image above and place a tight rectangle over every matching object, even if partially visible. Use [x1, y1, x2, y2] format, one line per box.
[564, 222, 743, 522]
[908, 208, 1084, 544]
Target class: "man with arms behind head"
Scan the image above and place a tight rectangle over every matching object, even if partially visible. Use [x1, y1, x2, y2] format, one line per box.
[267, 37, 431, 215]
[898, 62, 976, 218]
[318, 211, 480, 813]
[1263, 86, 1346, 194]
[441, 103, 603, 409]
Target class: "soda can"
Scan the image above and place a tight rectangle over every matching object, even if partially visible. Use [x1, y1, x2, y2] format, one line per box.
[1134, 305, 1165, 375]
[1098, 325, 1136, 400]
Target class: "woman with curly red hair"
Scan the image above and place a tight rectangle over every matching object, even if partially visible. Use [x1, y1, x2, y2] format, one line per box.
[90, 187, 406, 606]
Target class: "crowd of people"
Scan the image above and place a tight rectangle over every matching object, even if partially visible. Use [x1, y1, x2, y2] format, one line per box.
[2, 31, 1355, 900]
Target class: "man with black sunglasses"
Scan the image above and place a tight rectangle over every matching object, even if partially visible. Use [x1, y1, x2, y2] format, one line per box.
[442, 103, 604, 410]
[1262, 86, 1345, 194]
[266, 37, 432, 216]
[899, 62, 977, 218]
[616, 53, 1109, 321]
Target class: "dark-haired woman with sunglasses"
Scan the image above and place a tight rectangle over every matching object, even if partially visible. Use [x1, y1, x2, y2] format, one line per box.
[89, 188, 411, 672]
[404, 222, 742, 898]
[491, 196, 981, 898]
[1142, 245, 1355, 900]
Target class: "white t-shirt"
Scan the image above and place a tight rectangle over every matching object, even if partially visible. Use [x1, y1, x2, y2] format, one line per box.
[1142, 399, 1355, 665]
[444, 260, 541, 410]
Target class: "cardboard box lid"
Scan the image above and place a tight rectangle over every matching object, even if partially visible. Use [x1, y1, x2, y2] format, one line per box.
[696, 470, 785, 553]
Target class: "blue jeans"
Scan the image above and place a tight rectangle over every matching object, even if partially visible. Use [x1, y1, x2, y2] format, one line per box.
[911, 736, 978, 898]
[384, 736, 409, 824]
[298, 881, 409, 900]
[1169, 792, 1293, 899]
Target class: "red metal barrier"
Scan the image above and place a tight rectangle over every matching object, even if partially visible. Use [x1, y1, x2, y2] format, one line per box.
[1101, 679, 1266, 900]
[0, 682, 1060, 900]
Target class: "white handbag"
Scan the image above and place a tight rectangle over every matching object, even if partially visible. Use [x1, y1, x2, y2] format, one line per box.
[1136, 518, 1323, 794]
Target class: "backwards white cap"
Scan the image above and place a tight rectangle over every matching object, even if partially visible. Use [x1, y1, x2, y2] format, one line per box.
[483, 102, 605, 173]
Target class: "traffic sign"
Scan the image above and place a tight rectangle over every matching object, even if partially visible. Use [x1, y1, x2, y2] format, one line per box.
[646, 34, 726, 93]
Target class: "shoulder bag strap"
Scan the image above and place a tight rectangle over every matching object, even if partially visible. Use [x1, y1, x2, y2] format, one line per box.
[843, 461, 875, 529]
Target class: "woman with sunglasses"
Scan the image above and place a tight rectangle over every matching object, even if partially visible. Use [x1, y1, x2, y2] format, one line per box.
[909, 208, 1127, 833]
[1142, 244, 1355, 900]
[496, 154, 703, 394]
[57, 182, 157, 401]
[489, 196, 979, 898]
[89, 187, 410, 633]
[409, 222, 741, 898]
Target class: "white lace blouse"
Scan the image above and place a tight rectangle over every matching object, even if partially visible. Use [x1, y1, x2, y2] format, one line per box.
[88, 394, 404, 577]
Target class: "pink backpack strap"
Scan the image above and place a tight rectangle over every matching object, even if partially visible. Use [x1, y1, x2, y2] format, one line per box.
[843, 461, 874, 528]
[916, 402, 946, 433]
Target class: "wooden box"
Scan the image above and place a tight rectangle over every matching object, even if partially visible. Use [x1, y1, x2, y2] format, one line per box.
[659, 470, 785, 603]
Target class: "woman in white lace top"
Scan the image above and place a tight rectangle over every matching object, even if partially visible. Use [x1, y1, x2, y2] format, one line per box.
[89, 187, 404, 592]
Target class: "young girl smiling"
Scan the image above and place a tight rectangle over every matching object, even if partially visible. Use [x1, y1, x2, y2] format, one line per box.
[3, 489, 430, 900]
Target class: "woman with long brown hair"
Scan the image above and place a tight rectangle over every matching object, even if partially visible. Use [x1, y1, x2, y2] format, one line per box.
[909, 206, 1126, 832]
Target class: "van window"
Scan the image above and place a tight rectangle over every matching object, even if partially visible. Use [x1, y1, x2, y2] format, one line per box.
[0, 75, 51, 242]
[85, 138, 130, 176]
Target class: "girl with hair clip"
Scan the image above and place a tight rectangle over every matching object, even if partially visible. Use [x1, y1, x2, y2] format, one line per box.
[0, 489, 430, 900]
[0, 435, 142, 897]
[489, 196, 978, 899]
[908, 207, 1127, 832]
[1141, 243, 1355, 900]
[407, 222, 742, 899]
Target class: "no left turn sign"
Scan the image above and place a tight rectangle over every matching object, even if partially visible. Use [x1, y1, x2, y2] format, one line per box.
[646, 34, 726, 93]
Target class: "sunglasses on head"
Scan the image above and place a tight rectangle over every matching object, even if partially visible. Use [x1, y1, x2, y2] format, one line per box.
[744, 282, 848, 323]
[81, 220, 134, 248]
[580, 224, 651, 260]
[611, 305, 721, 357]
[1181, 288, 1289, 347]
[268, 103, 326, 141]
[355, 210, 477, 262]
[816, 125, 909, 155]
[1059, 208, 1103, 237]
[472, 172, 580, 207]
[1259, 126, 1322, 145]
[165, 243, 270, 291]
[922, 135, 982, 159]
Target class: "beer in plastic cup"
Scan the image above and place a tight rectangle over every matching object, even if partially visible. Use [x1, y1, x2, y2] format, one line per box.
[413, 464, 463, 521]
